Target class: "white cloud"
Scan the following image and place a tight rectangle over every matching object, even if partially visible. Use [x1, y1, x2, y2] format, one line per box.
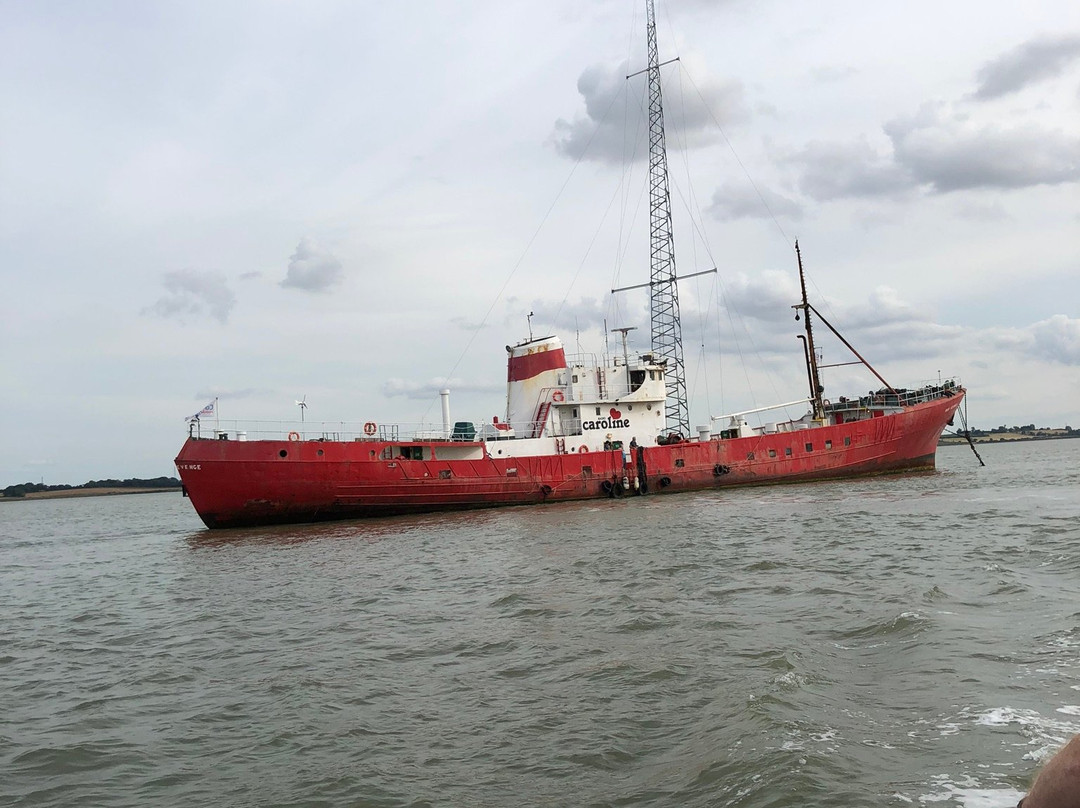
[551, 59, 747, 164]
[781, 137, 912, 201]
[989, 315, 1080, 366]
[383, 377, 501, 400]
[709, 182, 803, 221]
[973, 34, 1080, 100]
[885, 106, 1080, 192]
[280, 238, 344, 293]
[145, 269, 236, 323]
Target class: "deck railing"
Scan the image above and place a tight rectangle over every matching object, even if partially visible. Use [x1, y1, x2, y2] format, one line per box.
[824, 379, 961, 412]
[185, 416, 586, 443]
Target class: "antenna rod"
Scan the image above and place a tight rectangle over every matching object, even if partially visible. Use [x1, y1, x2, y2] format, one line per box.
[612, 326, 637, 395]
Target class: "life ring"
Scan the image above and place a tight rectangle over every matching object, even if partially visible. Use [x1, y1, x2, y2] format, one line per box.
[288, 431, 301, 442]
[363, 421, 377, 436]
[552, 390, 565, 402]
[578, 445, 588, 454]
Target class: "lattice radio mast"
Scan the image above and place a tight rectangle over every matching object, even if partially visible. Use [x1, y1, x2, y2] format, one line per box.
[645, 0, 688, 436]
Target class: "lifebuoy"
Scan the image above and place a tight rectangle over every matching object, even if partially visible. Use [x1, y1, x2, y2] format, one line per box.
[288, 431, 301, 442]
[552, 390, 565, 402]
[578, 445, 588, 454]
[363, 421, 377, 436]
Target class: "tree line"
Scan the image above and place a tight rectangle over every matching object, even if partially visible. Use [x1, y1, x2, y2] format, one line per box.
[2, 477, 181, 498]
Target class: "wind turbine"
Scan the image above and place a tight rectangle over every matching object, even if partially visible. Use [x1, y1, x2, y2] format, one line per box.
[295, 395, 307, 423]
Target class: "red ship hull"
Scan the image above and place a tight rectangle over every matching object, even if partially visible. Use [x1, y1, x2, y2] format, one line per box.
[175, 391, 963, 529]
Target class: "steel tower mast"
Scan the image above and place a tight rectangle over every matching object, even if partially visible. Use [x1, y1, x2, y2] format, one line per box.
[645, 0, 689, 436]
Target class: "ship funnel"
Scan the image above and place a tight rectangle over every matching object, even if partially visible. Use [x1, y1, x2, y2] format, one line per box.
[506, 336, 567, 433]
[440, 389, 451, 439]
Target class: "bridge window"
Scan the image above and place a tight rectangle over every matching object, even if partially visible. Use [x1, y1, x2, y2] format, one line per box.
[844, 436, 851, 446]
[805, 442, 813, 452]
[768, 449, 777, 458]
[785, 447, 792, 457]
[674, 458, 685, 468]
[825, 440, 832, 449]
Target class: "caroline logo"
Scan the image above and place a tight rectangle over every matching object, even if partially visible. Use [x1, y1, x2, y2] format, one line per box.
[583, 408, 629, 431]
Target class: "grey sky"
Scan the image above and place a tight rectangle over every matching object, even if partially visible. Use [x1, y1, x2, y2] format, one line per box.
[2, 0, 1078, 486]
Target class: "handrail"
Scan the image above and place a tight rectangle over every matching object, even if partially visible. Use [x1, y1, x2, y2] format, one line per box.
[186, 416, 587, 443]
[711, 399, 812, 422]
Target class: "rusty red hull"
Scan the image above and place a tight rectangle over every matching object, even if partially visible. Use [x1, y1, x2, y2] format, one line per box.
[175, 392, 963, 529]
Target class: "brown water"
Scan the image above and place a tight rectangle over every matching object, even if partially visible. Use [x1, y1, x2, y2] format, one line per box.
[1, 441, 1078, 806]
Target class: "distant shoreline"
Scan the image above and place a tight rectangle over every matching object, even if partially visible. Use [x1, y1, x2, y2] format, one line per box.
[940, 432, 1079, 446]
[0, 487, 178, 502]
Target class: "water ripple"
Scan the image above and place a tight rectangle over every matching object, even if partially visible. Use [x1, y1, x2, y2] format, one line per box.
[1, 444, 1078, 806]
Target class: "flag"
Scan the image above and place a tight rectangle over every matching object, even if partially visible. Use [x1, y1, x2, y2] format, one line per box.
[185, 399, 216, 422]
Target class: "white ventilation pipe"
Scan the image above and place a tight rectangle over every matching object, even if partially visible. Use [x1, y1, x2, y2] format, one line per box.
[440, 389, 451, 439]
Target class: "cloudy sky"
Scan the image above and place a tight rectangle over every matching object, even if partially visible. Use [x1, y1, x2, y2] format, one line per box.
[2, 0, 1078, 486]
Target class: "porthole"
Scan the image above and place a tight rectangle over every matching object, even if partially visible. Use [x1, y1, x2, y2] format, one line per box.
[279, 449, 288, 458]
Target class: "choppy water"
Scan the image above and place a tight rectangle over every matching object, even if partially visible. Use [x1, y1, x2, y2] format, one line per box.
[1, 440, 1078, 807]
